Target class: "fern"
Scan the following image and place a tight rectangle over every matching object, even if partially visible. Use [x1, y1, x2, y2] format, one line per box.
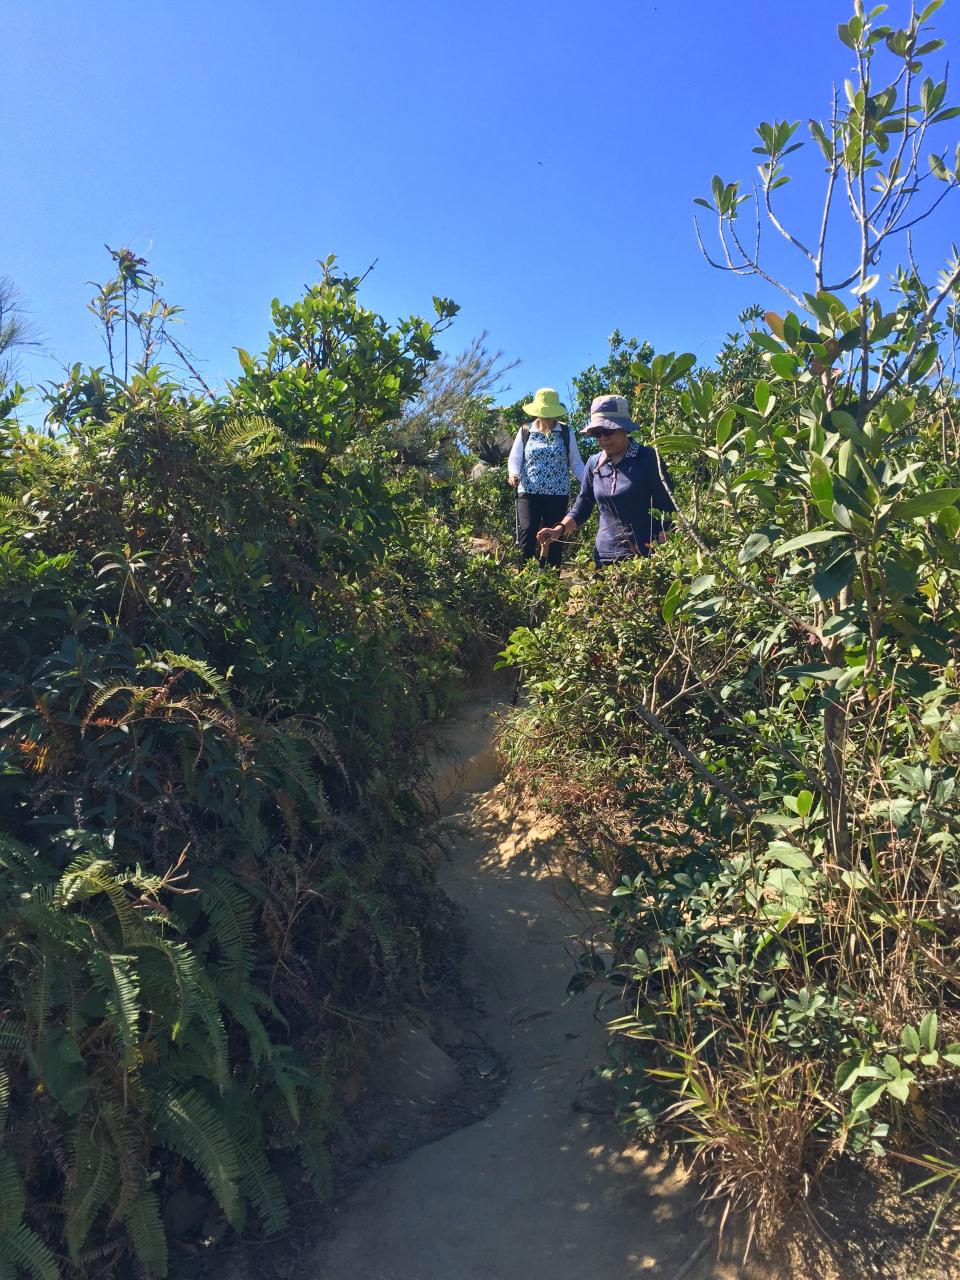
[0, 1223, 61, 1280]
[57, 855, 137, 943]
[157, 651, 234, 708]
[100, 1100, 146, 1226]
[134, 936, 201, 1043]
[85, 951, 141, 1066]
[80, 677, 143, 729]
[153, 1086, 241, 1225]
[0, 1022, 27, 1057]
[0, 834, 45, 893]
[219, 985, 272, 1067]
[0, 1153, 25, 1236]
[65, 1124, 119, 1262]
[226, 1099, 289, 1235]
[196, 871, 255, 984]
[125, 1185, 168, 1279]
[192, 987, 229, 1092]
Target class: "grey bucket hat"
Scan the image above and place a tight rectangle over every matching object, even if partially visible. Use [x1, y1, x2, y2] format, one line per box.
[582, 393, 639, 436]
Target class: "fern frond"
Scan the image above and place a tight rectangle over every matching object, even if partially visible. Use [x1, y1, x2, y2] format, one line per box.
[100, 1101, 145, 1225]
[134, 937, 199, 1043]
[65, 1124, 119, 1262]
[85, 952, 141, 1066]
[158, 652, 233, 708]
[125, 1185, 168, 1279]
[80, 678, 140, 729]
[226, 1099, 289, 1235]
[193, 984, 229, 1093]
[216, 415, 277, 455]
[0, 1022, 27, 1058]
[294, 1120, 332, 1200]
[0, 1069, 8, 1129]
[0, 1151, 25, 1235]
[57, 856, 137, 943]
[196, 872, 255, 983]
[0, 834, 46, 893]
[1, 1222, 61, 1280]
[153, 1087, 240, 1225]
[219, 986, 272, 1067]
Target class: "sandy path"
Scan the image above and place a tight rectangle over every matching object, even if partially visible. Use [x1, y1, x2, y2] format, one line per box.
[310, 690, 769, 1280]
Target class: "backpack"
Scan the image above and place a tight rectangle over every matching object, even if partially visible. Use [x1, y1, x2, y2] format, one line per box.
[521, 422, 571, 454]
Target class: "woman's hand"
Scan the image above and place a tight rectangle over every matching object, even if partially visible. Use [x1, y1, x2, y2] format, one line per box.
[508, 474, 519, 489]
[536, 525, 562, 547]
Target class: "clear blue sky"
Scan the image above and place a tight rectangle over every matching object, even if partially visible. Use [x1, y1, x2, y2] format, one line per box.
[4, 1, 960, 413]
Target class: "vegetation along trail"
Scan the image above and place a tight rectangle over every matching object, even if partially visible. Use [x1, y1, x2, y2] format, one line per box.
[312, 687, 768, 1280]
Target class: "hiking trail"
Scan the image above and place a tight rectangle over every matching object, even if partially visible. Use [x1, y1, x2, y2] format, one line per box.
[310, 682, 777, 1280]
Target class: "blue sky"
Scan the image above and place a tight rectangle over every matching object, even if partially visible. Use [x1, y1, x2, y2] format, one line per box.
[4, 0, 960, 414]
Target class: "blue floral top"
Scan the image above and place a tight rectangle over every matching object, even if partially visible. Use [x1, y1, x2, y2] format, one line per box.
[509, 425, 585, 496]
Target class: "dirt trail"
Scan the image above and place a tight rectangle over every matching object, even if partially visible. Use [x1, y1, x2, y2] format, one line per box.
[311, 688, 775, 1280]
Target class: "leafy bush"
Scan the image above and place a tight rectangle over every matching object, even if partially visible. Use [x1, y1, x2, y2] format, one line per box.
[0, 254, 519, 1275]
[500, 0, 960, 1247]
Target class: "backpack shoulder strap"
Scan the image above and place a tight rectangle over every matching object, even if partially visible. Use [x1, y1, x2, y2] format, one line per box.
[561, 422, 570, 453]
[521, 425, 530, 447]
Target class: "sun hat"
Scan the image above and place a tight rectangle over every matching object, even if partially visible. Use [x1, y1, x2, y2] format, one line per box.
[582, 393, 639, 436]
[523, 388, 567, 419]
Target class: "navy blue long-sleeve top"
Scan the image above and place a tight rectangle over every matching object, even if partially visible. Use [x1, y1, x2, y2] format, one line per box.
[568, 440, 675, 563]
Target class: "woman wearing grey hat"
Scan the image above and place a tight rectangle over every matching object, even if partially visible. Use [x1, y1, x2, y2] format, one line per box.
[536, 394, 674, 566]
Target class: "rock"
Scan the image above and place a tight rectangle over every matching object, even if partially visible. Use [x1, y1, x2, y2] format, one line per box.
[572, 1077, 616, 1116]
[372, 1019, 463, 1108]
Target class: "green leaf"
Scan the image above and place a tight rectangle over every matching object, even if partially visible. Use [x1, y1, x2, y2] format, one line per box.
[919, 1010, 938, 1053]
[715, 409, 735, 448]
[852, 274, 880, 296]
[154, 1087, 241, 1225]
[809, 455, 834, 507]
[754, 380, 772, 414]
[893, 489, 960, 519]
[662, 579, 685, 624]
[3, 1224, 61, 1280]
[739, 531, 772, 564]
[0, 1152, 25, 1235]
[886, 1078, 910, 1103]
[851, 1080, 887, 1112]
[772, 529, 848, 557]
[882, 1054, 902, 1079]
[812, 552, 857, 601]
[654, 433, 702, 454]
[767, 845, 814, 871]
[901, 1025, 921, 1055]
[835, 1057, 862, 1091]
[795, 790, 814, 818]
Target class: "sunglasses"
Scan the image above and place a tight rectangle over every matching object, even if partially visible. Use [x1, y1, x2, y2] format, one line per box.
[590, 427, 622, 438]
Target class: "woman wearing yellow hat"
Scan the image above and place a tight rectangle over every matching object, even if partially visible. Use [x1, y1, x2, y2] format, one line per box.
[507, 387, 584, 566]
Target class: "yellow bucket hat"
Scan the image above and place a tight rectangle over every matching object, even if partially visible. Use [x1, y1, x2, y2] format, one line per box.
[523, 387, 567, 419]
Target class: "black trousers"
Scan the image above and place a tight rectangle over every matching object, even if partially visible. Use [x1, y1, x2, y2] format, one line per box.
[516, 493, 568, 567]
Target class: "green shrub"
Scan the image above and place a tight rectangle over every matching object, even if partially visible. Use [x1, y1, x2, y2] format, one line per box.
[0, 253, 519, 1275]
[501, 1, 960, 1244]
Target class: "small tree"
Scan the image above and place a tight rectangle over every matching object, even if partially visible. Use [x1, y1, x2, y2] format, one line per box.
[642, 0, 960, 867]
